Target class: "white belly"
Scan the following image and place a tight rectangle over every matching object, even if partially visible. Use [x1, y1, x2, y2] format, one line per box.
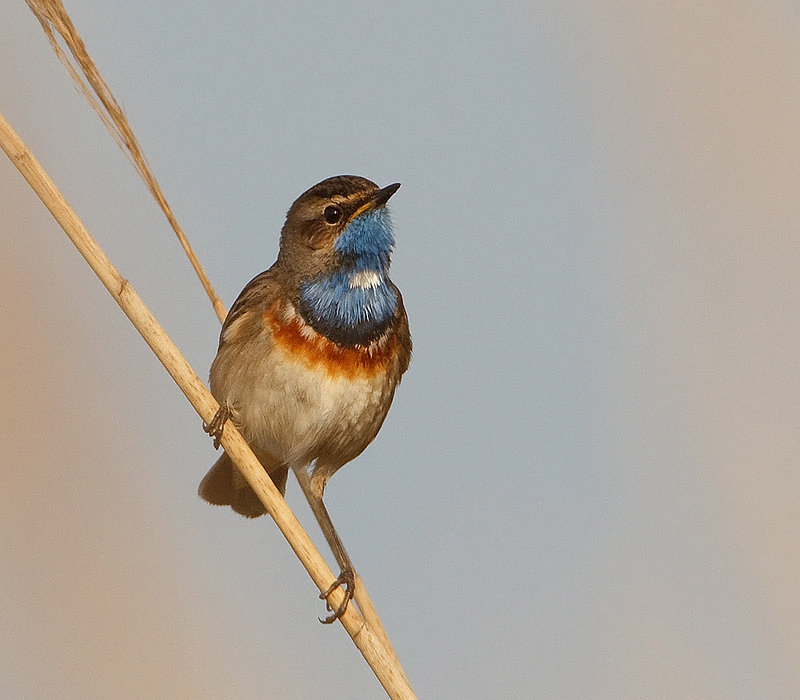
[213, 338, 395, 470]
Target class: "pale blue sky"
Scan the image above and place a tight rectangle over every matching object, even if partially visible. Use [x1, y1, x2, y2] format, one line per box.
[3, 2, 800, 699]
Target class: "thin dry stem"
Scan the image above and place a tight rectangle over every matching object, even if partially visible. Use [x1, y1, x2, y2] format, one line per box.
[24, 0, 226, 323]
[0, 110, 417, 700]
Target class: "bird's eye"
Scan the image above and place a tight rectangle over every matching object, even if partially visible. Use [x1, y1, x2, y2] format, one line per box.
[323, 205, 343, 224]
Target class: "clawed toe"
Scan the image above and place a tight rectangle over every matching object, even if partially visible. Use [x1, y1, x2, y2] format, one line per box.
[203, 404, 231, 449]
[319, 569, 355, 624]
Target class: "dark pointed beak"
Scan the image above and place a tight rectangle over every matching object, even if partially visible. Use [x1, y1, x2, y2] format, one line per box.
[351, 182, 401, 220]
[372, 182, 401, 208]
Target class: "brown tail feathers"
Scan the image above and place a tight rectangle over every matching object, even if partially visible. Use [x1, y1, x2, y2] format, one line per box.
[198, 452, 288, 518]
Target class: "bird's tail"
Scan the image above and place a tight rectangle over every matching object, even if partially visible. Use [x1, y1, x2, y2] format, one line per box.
[198, 451, 288, 518]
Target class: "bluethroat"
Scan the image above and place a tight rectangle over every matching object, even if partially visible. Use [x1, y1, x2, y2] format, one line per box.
[199, 175, 411, 622]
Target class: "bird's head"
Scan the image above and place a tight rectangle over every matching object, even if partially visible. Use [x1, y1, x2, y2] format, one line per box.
[278, 175, 400, 279]
[278, 175, 403, 346]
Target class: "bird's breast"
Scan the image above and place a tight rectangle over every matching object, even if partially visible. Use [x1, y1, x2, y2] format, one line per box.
[297, 267, 397, 346]
[210, 300, 399, 467]
[267, 300, 399, 380]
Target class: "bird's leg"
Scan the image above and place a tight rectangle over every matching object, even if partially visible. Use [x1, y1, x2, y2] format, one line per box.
[203, 403, 231, 449]
[295, 468, 355, 624]
[311, 499, 355, 624]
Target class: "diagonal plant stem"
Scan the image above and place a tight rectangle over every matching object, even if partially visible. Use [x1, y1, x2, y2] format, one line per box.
[25, 0, 227, 323]
[0, 110, 416, 700]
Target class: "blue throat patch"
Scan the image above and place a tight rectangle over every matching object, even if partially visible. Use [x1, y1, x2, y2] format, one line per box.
[299, 208, 398, 346]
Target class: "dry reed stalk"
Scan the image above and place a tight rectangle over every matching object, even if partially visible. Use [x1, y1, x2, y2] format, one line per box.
[0, 111, 417, 700]
[23, 0, 407, 682]
[24, 0, 226, 323]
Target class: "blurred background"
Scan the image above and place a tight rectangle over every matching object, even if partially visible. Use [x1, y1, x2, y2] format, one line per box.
[2, 1, 800, 698]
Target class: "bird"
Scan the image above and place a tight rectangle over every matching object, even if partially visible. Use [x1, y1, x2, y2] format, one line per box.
[199, 175, 411, 622]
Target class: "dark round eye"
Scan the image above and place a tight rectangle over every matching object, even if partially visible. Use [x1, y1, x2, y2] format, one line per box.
[323, 205, 343, 224]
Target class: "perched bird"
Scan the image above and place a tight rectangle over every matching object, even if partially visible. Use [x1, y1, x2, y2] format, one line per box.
[199, 175, 411, 622]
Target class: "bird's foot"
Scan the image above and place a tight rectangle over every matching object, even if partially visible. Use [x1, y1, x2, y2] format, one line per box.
[319, 568, 355, 624]
[203, 404, 231, 449]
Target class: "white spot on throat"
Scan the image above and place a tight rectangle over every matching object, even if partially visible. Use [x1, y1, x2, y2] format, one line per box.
[349, 269, 382, 290]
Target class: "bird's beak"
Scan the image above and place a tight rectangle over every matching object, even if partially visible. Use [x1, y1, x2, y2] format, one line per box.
[372, 182, 401, 208]
[352, 183, 401, 219]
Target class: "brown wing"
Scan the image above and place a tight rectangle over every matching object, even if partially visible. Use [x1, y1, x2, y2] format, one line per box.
[216, 264, 284, 351]
[390, 283, 413, 377]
